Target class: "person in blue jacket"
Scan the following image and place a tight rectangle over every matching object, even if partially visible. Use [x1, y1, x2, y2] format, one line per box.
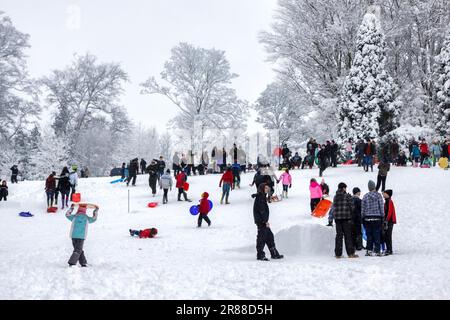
[66, 203, 98, 267]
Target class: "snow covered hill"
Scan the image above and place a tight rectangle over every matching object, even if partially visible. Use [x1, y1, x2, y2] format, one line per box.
[0, 165, 449, 299]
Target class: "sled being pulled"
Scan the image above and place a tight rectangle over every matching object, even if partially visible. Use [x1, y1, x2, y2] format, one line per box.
[312, 199, 332, 218]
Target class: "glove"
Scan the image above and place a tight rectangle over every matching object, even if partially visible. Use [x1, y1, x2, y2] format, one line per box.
[289, 184, 292, 188]
[383, 221, 388, 231]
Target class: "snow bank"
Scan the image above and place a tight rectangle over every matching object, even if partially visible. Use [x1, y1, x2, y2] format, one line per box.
[275, 224, 334, 256]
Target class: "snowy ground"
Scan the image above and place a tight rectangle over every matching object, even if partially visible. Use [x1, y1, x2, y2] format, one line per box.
[0, 165, 449, 299]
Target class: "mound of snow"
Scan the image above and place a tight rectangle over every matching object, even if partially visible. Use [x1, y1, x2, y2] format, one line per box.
[275, 224, 334, 256]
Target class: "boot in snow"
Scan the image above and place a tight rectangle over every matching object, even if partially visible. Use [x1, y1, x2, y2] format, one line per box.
[348, 254, 359, 258]
[365, 251, 373, 257]
[257, 256, 269, 261]
[269, 248, 284, 259]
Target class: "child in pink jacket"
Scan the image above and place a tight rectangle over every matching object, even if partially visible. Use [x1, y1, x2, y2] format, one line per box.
[278, 169, 292, 198]
[309, 178, 323, 213]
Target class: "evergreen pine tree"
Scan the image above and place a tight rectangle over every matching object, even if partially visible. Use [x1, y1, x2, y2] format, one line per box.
[337, 11, 401, 143]
[434, 33, 450, 138]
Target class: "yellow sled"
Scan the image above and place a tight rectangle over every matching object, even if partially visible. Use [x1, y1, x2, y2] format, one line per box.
[438, 157, 449, 169]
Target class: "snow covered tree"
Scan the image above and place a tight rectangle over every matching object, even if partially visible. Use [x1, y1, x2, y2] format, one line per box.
[28, 130, 70, 180]
[337, 11, 401, 142]
[41, 53, 129, 159]
[433, 33, 450, 138]
[254, 81, 310, 145]
[141, 43, 248, 131]
[0, 12, 40, 156]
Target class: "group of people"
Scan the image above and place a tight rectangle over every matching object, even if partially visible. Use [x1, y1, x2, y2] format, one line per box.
[44, 166, 79, 209]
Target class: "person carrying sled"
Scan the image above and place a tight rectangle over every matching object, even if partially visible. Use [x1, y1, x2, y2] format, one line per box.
[362, 180, 384, 257]
[129, 228, 158, 238]
[252, 183, 284, 261]
[332, 182, 358, 259]
[45, 171, 57, 208]
[10, 165, 19, 184]
[219, 167, 234, 205]
[0, 180, 8, 201]
[278, 168, 292, 199]
[382, 190, 397, 255]
[197, 192, 212, 227]
[58, 167, 71, 209]
[176, 170, 191, 202]
[351, 187, 363, 251]
[69, 166, 78, 199]
[66, 203, 98, 267]
[309, 178, 323, 213]
[159, 169, 173, 204]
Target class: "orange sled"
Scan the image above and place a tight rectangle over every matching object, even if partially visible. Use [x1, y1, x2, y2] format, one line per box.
[312, 199, 332, 218]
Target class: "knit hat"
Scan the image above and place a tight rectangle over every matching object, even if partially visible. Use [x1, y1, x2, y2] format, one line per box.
[338, 182, 347, 190]
[368, 180, 376, 191]
[352, 187, 361, 195]
[202, 192, 209, 198]
[151, 228, 158, 236]
[383, 190, 393, 198]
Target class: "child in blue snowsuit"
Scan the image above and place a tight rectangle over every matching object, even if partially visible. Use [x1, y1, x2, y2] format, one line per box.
[66, 204, 98, 267]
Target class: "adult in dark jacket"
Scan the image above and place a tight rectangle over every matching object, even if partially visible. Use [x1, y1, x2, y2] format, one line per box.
[140, 159, 147, 175]
[120, 163, 126, 179]
[376, 159, 390, 192]
[0, 180, 8, 201]
[57, 167, 71, 209]
[390, 140, 400, 164]
[10, 165, 19, 184]
[127, 158, 139, 187]
[45, 171, 57, 208]
[352, 188, 363, 251]
[146, 161, 159, 197]
[363, 138, 376, 172]
[362, 180, 385, 256]
[317, 146, 328, 177]
[330, 140, 339, 167]
[252, 183, 283, 261]
[157, 156, 166, 177]
[332, 183, 358, 258]
[356, 139, 365, 167]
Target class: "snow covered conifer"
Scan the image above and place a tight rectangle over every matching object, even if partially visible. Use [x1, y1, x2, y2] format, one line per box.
[337, 11, 401, 143]
[434, 33, 450, 138]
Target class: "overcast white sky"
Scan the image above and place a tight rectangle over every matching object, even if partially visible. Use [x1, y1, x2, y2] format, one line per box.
[2, 0, 278, 133]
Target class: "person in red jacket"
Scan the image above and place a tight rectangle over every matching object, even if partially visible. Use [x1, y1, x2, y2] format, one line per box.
[382, 190, 397, 256]
[175, 170, 191, 202]
[219, 167, 234, 205]
[129, 228, 158, 238]
[197, 192, 212, 227]
[45, 171, 57, 208]
[419, 139, 429, 165]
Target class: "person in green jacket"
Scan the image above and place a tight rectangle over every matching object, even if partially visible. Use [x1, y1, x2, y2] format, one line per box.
[66, 203, 98, 267]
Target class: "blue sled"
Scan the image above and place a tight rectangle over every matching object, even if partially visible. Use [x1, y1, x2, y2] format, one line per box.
[110, 178, 125, 184]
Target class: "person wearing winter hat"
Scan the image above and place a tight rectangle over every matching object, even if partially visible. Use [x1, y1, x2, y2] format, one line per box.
[361, 180, 384, 256]
[309, 178, 323, 213]
[332, 182, 358, 259]
[351, 187, 363, 251]
[129, 228, 158, 238]
[252, 183, 283, 261]
[382, 190, 397, 255]
[197, 192, 212, 227]
[159, 169, 173, 204]
[66, 203, 98, 267]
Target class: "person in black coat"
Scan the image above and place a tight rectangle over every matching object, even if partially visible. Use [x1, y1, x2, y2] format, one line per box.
[157, 156, 166, 177]
[10, 165, 19, 184]
[252, 183, 283, 261]
[146, 160, 159, 196]
[140, 159, 147, 175]
[330, 140, 339, 167]
[57, 167, 71, 209]
[127, 158, 139, 186]
[0, 180, 8, 201]
[332, 183, 358, 258]
[351, 187, 363, 251]
[317, 145, 328, 177]
[120, 163, 126, 179]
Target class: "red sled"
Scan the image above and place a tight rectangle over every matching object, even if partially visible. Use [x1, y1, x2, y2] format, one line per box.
[343, 160, 353, 165]
[71, 193, 81, 202]
[312, 199, 332, 218]
[147, 202, 158, 208]
[183, 182, 190, 191]
[47, 207, 58, 213]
